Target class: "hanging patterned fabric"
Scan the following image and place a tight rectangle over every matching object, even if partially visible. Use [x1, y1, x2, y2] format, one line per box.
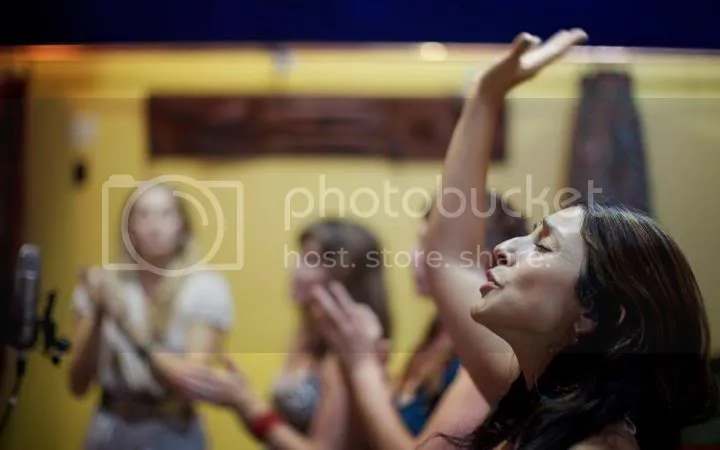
[567, 71, 652, 215]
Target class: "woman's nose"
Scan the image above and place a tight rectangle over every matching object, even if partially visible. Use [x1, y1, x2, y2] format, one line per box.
[493, 238, 519, 267]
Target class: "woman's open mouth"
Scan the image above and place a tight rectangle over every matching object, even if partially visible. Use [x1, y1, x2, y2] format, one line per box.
[479, 281, 500, 297]
[479, 269, 502, 297]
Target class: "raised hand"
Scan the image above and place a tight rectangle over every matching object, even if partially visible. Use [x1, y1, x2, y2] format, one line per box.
[310, 282, 386, 368]
[78, 267, 122, 321]
[79, 267, 136, 342]
[478, 29, 588, 102]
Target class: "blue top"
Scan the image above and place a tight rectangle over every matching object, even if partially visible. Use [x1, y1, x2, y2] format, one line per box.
[397, 357, 461, 436]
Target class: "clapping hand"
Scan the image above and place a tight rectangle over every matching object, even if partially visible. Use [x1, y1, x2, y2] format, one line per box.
[310, 281, 388, 369]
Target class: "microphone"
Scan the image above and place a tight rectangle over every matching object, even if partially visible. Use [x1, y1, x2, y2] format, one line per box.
[8, 244, 41, 350]
[0, 244, 70, 433]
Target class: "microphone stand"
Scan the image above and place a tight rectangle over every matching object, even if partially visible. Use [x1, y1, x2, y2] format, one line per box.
[0, 290, 71, 433]
[39, 291, 72, 364]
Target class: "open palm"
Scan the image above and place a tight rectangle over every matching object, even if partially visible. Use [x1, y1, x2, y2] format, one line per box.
[310, 282, 385, 367]
[170, 357, 249, 407]
[479, 29, 588, 100]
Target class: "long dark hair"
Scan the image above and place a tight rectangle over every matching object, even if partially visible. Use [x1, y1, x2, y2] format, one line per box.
[455, 203, 718, 449]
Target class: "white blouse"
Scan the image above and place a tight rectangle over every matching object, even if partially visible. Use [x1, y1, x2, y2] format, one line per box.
[72, 270, 234, 397]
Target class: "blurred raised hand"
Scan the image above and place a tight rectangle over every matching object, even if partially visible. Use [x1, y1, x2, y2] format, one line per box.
[478, 29, 587, 102]
[167, 356, 271, 422]
[79, 267, 126, 323]
[310, 281, 389, 369]
[169, 357, 246, 406]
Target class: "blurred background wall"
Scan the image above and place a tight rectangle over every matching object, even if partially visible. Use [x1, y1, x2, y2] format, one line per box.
[0, 44, 719, 450]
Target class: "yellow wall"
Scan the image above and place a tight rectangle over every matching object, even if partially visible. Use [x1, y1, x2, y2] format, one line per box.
[1, 44, 720, 450]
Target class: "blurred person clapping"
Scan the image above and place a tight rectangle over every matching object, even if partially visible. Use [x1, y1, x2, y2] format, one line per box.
[69, 184, 235, 450]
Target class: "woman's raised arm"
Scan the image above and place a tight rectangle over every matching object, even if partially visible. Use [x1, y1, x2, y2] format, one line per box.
[424, 30, 587, 404]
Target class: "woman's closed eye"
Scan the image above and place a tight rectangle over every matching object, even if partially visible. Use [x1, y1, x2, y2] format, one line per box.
[534, 233, 554, 253]
[532, 219, 556, 253]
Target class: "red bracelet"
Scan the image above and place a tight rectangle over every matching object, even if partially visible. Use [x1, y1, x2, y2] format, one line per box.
[248, 411, 283, 441]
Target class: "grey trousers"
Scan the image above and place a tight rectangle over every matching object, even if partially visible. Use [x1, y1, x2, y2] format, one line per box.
[83, 409, 207, 450]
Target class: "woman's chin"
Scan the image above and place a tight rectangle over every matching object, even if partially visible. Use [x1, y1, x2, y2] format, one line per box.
[470, 295, 508, 335]
[136, 250, 174, 266]
[470, 297, 492, 324]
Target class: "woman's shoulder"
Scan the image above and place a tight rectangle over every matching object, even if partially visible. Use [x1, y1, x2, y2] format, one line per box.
[570, 421, 639, 450]
[175, 270, 235, 327]
[178, 270, 233, 301]
[183, 269, 230, 288]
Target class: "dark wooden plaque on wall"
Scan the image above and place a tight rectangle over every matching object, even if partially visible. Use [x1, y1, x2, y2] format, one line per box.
[148, 95, 505, 161]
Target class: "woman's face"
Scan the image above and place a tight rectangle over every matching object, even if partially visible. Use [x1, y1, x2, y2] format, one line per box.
[291, 239, 330, 305]
[129, 186, 185, 263]
[411, 221, 431, 297]
[470, 206, 590, 345]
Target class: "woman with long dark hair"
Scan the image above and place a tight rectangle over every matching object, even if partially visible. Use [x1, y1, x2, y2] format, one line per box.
[311, 30, 718, 449]
[426, 29, 718, 449]
[306, 194, 526, 450]
[271, 219, 391, 437]
[169, 218, 392, 450]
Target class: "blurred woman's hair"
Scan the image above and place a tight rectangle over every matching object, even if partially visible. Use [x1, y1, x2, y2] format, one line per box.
[109, 183, 196, 342]
[299, 218, 391, 355]
[451, 203, 719, 449]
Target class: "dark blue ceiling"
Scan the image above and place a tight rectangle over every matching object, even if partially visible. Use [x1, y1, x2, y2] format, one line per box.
[2, 0, 718, 49]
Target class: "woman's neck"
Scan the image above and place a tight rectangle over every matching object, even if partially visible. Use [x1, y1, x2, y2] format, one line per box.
[502, 331, 558, 389]
[134, 253, 175, 296]
[137, 269, 163, 298]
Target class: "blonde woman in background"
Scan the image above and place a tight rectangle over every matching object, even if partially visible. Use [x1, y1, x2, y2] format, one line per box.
[68, 183, 235, 450]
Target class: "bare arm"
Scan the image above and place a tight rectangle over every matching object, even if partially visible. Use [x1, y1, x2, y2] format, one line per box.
[170, 355, 350, 450]
[424, 30, 587, 404]
[311, 283, 488, 450]
[340, 361, 489, 450]
[310, 282, 410, 448]
[248, 357, 350, 450]
[67, 269, 111, 397]
[246, 357, 351, 450]
[344, 356, 413, 450]
[68, 313, 104, 397]
[69, 268, 231, 399]
[416, 369, 490, 448]
[149, 324, 227, 392]
[71, 315, 217, 398]
[306, 356, 351, 449]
